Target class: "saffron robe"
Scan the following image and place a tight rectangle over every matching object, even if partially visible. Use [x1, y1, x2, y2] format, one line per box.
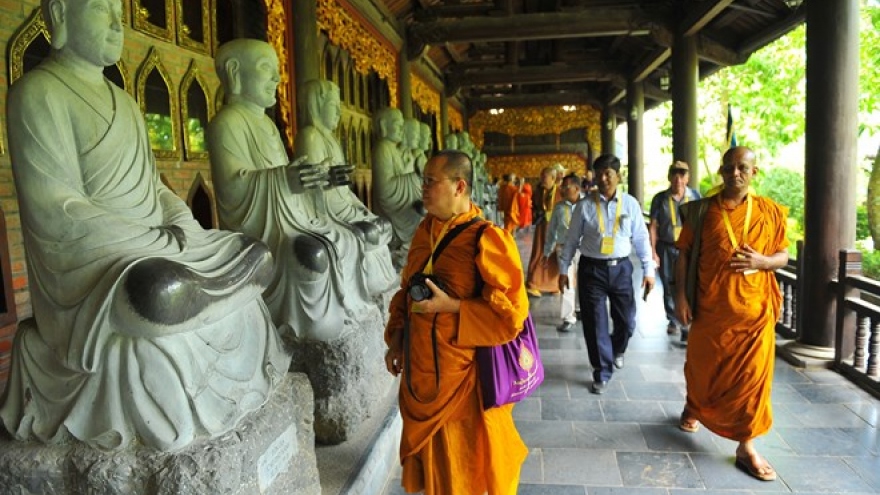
[385, 204, 529, 495]
[517, 183, 533, 228]
[677, 195, 788, 441]
[499, 183, 520, 233]
[2, 59, 289, 451]
[207, 103, 374, 340]
[525, 184, 562, 293]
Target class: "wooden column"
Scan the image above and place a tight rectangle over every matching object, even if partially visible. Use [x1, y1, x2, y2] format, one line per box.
[440, 91, 449, 146]
[399, 49, 413, 119]
[291, 0, 319, 130]
[786, 0, 859, 362]
[626, 80, 644, 204]
[671, 31, 699, 187]
[601, 104, 617, 155]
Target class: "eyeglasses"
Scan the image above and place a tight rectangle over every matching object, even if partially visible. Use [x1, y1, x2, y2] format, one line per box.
[421, 176, 461, 187]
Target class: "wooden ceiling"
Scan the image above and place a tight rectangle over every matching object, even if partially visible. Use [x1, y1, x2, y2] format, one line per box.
[377, 0, 806, 116]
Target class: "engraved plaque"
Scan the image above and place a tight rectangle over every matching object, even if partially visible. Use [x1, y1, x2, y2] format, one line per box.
[258, 424, 297, 492]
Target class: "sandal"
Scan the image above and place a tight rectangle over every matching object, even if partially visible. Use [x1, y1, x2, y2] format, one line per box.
[679, 411, 700, 433]
[735, 452, 777, 482]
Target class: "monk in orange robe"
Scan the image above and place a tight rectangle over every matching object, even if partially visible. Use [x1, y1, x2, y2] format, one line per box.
[498, 174, 520, 233]
[518, 181, 533, 229]
[674, 146, 789, 482]
[525, 166, 561, 296]
[384, 150, 529, 495]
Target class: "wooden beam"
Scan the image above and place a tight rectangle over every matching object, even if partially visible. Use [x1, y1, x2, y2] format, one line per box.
[651, 26, 744, 66]
[467, 91, 602, 110]
[683, 0, 736, 36]
[631, 47, 671, 81]
[450, 65, 624, 87]
[737, 4, 806, 55]
[409, 9, 652, 45]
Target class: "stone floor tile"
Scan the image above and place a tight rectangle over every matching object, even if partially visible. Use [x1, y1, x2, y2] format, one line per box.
[516, 419, 579, 448]
[777, 427, 874, 456]
[617, 451, 704, 489]
[848, 401, 880, 428]
[791, 382, 869, 405]
[520, 448, 544, 483]
[571, 422, 651, 451]
[623, 381, 687, 401]
[771, 455, 875, 493]
[542, 398, 605, 422]
[588, 487, 668, 495]
[542, 448, 622, 485]
[512, 397, 542, 420]
[640, 423, 720, 454]
[778, 402, 872, 428]
[843, 456, 880, 492]
[690, 452, 786, 491]
[601, 399, 668, 423]
[519, 483, 587, 495]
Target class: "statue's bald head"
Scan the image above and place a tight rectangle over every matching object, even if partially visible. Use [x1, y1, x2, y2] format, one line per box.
[42, 0, 124, 64]
[301, 79, 339, 127]
[215, 39, 274, 95]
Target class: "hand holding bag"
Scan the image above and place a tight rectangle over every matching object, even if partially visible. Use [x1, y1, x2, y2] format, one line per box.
[476, 313, 544, 409]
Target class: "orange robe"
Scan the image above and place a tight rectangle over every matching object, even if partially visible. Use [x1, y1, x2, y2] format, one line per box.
[676, 195, 788, 442]
[500, 183, 520, 233]
[517, 183, 533, 228]
[385, 204, 529, 495]
[525, 184, 561, 293]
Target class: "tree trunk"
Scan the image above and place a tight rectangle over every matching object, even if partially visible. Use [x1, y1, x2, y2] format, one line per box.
[869, 145, 880, 246]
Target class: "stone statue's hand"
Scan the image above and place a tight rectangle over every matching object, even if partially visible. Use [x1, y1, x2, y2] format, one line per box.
[412, 199, 426, 216]
[328, 163, 355, 187]
[287, 162, 329, 193]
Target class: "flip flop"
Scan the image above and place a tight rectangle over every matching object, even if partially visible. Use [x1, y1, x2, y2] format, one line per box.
[679, 411, 700, 433]
[735, 453, 777, 482]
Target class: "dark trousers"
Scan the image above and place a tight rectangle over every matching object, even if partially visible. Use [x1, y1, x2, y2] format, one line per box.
[577, 256, 636, 382]
[656, 241, 681, 326]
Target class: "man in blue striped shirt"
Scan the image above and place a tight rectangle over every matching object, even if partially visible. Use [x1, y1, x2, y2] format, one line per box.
[558, 155, 655, 394]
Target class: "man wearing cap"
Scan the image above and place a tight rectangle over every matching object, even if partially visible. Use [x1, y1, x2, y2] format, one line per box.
[558, 155, 655, 394]
[649, 161, 702, 341]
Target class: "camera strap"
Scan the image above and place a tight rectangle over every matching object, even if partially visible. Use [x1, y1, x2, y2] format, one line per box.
[405, 216, 487, 404]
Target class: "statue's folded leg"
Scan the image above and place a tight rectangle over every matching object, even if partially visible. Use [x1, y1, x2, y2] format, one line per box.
[115, 239, 273, 338]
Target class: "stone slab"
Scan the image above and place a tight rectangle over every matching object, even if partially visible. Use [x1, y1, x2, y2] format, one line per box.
[0, 373, 320, 495]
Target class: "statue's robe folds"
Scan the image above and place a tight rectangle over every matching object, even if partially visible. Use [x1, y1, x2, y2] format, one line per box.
[385, 205, 528, 495]
[207, 104, 375, 340]
[677, 195, 789, 441]
[0, 60, 289, 452]
[294, 125, 397, 295]
[371, 138, 424, 249]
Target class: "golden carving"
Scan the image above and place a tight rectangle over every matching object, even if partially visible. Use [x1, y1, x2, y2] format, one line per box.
[8, 8, 50, 84]
[180, 60, 212, 161]
[448, 106, 463, 134]
[487, 153, 587, 180]
[136, 47, 180, 159]
[266, 0, 295, 148]
[469, 105, 602, 153]
[411, 72, 439, 116]
[317, 0, 398, 108]
[175, 0, 211, 54]
[133, 0, 174, 42]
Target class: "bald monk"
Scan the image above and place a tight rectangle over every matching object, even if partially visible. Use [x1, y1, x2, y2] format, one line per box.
[675, 146, 789, 482]
[383, 150, 528, 495]
[524, 166, 562, 296]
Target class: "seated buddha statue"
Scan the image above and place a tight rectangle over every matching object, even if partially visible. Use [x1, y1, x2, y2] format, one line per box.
[207, 40, 379, 341]
[0, 2, 289, 452]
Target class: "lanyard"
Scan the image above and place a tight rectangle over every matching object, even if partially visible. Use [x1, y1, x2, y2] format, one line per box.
[563, 203, 571, 227]
[718, 194, 752, 250]
[544, 185, 557, 221]
[668, 192, 689, 228]
[594, 192, 622, 236]
[424, 214, 461, 274]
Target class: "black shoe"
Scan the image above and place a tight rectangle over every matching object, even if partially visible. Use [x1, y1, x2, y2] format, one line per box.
[590, 380, 607, 394]
[575, 310, 581, 321]
[613, 354, 625, 369]
[680, 329, 689, 343]
[557, 321, 575, 332]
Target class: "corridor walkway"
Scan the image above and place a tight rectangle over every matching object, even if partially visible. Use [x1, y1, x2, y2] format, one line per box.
[380, 227, 880, 495]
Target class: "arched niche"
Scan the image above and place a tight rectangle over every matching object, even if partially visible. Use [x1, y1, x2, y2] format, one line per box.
[180, 61, 211, 161]
[8, 8, 50, 84]
[176, 0, 211, 54]
[137, 47, 180, 159]
[133, 0, 173, 42]
[322, 45, 334, 80]
[187, 172, 216, 229]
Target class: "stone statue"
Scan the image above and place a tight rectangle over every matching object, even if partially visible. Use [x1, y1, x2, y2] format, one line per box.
[207, 40, 381, 341]
[0, 0, 289, 452]
[444, 132, 460, 150]
[418, 122, 432, 167]
[459, 131, 476, 160]
[371, 107, 424, 251]
[294, 79, 397, 296]
[401, 118, 425, 177]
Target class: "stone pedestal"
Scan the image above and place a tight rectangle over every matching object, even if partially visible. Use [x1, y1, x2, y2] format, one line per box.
[287, 298, 395, 445]
[0, 373, 320, 495]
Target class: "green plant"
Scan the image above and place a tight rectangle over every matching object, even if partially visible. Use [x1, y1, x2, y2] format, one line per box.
[859, 247, 880, 280]
[857, 203, 871, 240]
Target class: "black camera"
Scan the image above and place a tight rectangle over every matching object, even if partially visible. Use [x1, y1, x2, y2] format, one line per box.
[408, 273, 444, 301]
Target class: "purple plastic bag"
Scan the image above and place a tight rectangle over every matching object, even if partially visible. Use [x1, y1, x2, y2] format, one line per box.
[476, 313, 544, 409]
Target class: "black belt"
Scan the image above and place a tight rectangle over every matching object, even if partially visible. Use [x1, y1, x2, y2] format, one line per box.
[581, 256, 628, 267]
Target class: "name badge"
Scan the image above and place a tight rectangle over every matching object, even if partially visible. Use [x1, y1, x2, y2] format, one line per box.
[673, 226, 682, 241]
[600, 236, 615, 255]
